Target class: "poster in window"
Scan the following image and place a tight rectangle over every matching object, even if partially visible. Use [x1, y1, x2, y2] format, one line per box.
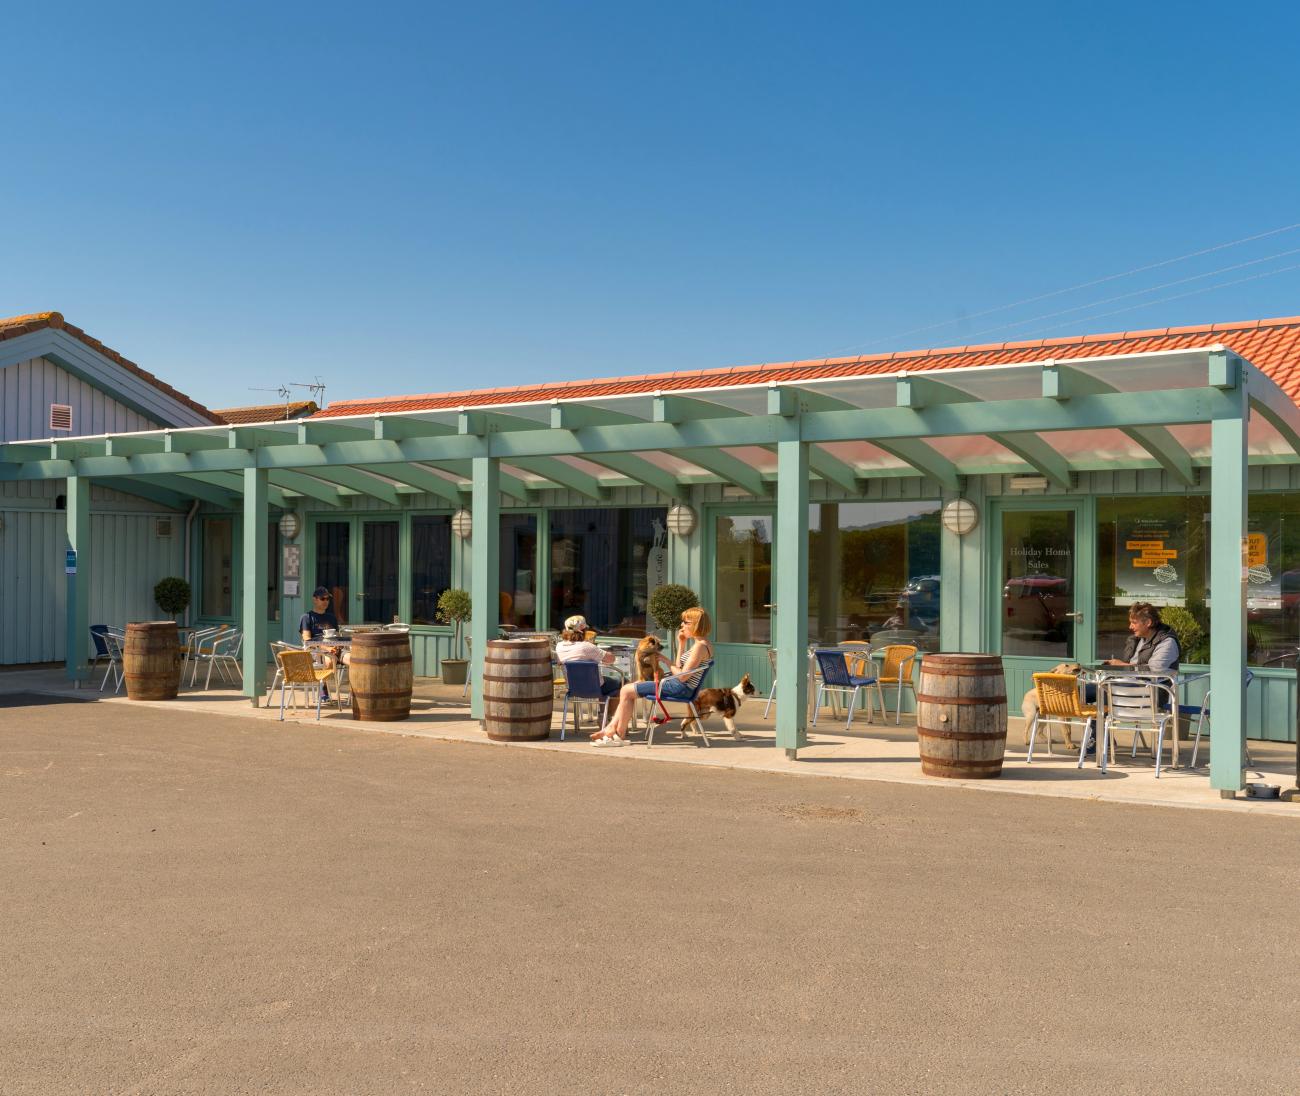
[1116, 515, 1187, 606]
[1245, 513, 1281, 610]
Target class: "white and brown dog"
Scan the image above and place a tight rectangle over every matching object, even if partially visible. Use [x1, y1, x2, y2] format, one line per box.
[680, 674, 758, 739]
[1021, 661, 1084, 747]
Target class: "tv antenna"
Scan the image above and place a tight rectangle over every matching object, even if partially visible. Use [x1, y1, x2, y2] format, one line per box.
[248, 377, 327, 415]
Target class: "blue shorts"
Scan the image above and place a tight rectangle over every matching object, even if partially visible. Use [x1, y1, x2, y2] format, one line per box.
[635, 678, 695, 702]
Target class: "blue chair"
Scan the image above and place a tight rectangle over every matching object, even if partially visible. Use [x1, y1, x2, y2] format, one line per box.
[89, 625, 123, 692]
[647, 660, 715, 747]
[812, 649, 881, 731]
[1183, 670, 1255, 769]
[559, 661, 613, 741]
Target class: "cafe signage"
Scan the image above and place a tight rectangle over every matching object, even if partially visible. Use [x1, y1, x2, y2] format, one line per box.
[1116, 516, 1186, 606]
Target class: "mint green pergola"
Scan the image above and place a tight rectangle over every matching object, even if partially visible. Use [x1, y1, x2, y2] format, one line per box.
[3, 346, 1293, 794]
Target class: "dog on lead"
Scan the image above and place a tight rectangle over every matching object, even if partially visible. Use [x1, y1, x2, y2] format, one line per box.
[1021, 661, 1084, 747]
[680, 674, 758, 739]
[634, 635, 664, 682]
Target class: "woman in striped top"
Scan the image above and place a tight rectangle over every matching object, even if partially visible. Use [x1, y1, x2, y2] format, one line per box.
[591, 607, 714, 746]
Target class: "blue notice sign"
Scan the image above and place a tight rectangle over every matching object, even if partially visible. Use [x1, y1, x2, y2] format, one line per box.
[65, 549, 77, 575]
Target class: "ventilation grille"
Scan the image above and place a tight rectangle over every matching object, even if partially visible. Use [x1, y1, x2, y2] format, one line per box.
[49, 404, 73, 432]
[155, 518, 173, 538]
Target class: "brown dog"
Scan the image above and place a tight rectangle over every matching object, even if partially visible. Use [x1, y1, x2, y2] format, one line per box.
[635, 635, 664, 682]
[680, 674, 757, 739]
[1022, 661, 1084, 746]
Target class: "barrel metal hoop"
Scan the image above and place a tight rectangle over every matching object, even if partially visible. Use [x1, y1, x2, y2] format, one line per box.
[483, 712, 554, 724]
[482, 672, 554, 684]
[916, 694, 1007, 706]
[352, 689, 414, 700]
[918, 728, 1008, 742]
[348, 656, 413, 667]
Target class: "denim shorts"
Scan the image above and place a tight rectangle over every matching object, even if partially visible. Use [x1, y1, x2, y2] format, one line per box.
[635, 677, 694, 702]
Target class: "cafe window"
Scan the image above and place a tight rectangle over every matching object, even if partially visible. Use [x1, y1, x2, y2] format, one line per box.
[714, 514, 773, 644]
[809, 501, 941, 648]
[1096, 496, 1209, 663]
[1232, 493, 1300, 668]
[266, 522, 281, 622]
[411, 515, 453, 626]
[548, 507, 666, 636]
[200, 518, 233, 617]
[499, 514, 538, 631]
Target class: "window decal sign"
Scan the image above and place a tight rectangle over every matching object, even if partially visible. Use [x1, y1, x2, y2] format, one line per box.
[1116, 516, 1186, 606]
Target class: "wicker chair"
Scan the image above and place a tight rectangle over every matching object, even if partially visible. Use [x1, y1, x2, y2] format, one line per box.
[273, 650, 335, 721]
[1028, 672, 1097, 766]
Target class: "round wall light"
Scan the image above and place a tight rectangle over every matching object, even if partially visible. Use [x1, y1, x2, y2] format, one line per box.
[278, 512, 302, 541]
[451, 508, 473, 539]
[665, 503, 697, 537]
[940, 497, 979, 536]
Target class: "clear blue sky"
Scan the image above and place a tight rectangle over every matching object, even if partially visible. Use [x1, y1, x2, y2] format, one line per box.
[5, 1, 1299, 410]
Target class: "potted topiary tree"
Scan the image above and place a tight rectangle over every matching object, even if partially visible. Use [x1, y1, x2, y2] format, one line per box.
[647, 583, 700, 656]
[437, 588, 472, 685]
[153, 576, 191, 621]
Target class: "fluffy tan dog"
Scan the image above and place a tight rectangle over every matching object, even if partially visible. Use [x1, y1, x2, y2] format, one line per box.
[1022, 661, 1083, 746]
[635, 635, 664, 682]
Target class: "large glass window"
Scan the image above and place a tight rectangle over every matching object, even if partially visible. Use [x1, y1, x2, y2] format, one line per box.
[1096, 496, 1208, 664]
[499, 514, 538, 631]
[714, 514, 773, 644]
[1243, 493, 1300, 667]
[809, 501, 942, 648]
[201, 518, 233, 617]
[315, 520, 352, 625]
[411, 515, 452, 626]
[267, 522, 280, 622]
[548, 507, 667, 636]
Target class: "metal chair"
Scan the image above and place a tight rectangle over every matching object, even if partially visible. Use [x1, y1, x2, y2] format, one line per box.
[462, 637, 472, 698]
[264, 640, 303, 707]
[1101, 676, 1177, 777]
[763, 647, 779, 718]
[200, 629, 242, 689]
[1027, 672, 1097, 766]
[875, 644, 918, 724]
[273, 649, 334, 721]
[646, 660, 715, 747]
[186, 625, 229, 686]
[89, 625, 122, 692]
[98, 628, 126, 694]
[1185, 670, 1255, 768]
[811, 649, 880, 731]
[558, 661, 613, 741]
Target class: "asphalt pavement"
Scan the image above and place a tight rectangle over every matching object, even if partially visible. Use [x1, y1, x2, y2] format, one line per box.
[3, 696, 1298, 1094]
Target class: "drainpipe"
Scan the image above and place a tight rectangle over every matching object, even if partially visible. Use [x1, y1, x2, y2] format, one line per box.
[183, 498, 200, 627]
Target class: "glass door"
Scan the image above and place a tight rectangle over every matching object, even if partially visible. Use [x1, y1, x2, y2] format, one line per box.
[712, 512, 774, 645]
[360, 519, 400, 624]
[314, 520, 352, 626]
[1000, 508, 1080, 658]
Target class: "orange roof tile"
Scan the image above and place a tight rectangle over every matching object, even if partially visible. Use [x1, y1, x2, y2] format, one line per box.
[0, 312, 220, 423]
[313, 315, 1300, 418]
[214, 400, 319, 424]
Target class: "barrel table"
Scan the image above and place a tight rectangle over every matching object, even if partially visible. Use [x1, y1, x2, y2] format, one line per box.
[124, 621, 182, 700]
[915, 653, 1008, 778]
[349, 631, 413, 722]
[483, 637, 553, 741]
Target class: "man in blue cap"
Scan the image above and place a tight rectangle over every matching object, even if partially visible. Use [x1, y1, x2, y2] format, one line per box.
[299, 586, 339, 644]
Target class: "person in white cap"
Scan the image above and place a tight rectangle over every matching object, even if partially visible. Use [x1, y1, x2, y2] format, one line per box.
[555, 615, 620, 698]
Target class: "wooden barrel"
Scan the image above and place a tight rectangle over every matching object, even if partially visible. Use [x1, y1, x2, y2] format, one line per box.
[349, 632, 413, 722]
[915, 653, 1007, 779]
[124, 621, 182, 700]
[483, 638, 553, 741]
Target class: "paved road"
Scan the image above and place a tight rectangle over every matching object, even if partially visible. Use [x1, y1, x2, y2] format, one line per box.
[3, 697, 1298, 1095]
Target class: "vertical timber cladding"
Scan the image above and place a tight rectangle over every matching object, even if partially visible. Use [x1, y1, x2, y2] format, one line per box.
[0, 487, 185, 666]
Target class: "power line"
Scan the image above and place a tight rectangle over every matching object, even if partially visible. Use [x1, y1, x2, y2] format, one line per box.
[1024, 260, 1300, 339]
[961, 245, 1300, 341]
[826, 219, 1300, 355]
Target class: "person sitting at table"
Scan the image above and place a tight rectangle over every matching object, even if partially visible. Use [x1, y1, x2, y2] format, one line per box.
[299, 586, 344, 699]
[592, 607, 713, 746]
[1104, 601, 1181, 674]
[556, 615, 620, 699]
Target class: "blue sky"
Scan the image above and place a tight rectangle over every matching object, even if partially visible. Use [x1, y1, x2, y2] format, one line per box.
[4, 1, 1299, 409]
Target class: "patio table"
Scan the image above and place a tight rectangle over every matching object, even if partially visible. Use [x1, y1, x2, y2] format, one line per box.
[1078, 665, 1209, 768]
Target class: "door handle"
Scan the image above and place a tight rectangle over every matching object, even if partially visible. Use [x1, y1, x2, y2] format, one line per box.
[1063, 611, 1084, 621]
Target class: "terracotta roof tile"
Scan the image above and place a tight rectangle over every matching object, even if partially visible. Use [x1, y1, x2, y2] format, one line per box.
[213, 400, 320, 424]
[312, 315, 1300, 419]
[0, 311, 220, 423]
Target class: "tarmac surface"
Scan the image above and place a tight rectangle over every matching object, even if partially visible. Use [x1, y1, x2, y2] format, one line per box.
[4, 698, 1299, 1095]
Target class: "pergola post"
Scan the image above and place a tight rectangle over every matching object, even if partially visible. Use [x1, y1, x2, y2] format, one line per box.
[64, 474, 91, 683]
[775, 438, 809, 757]
[241, 467, 268, 704]
[1209, 361, 1249, 794]
[469, 455, 500, 722]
